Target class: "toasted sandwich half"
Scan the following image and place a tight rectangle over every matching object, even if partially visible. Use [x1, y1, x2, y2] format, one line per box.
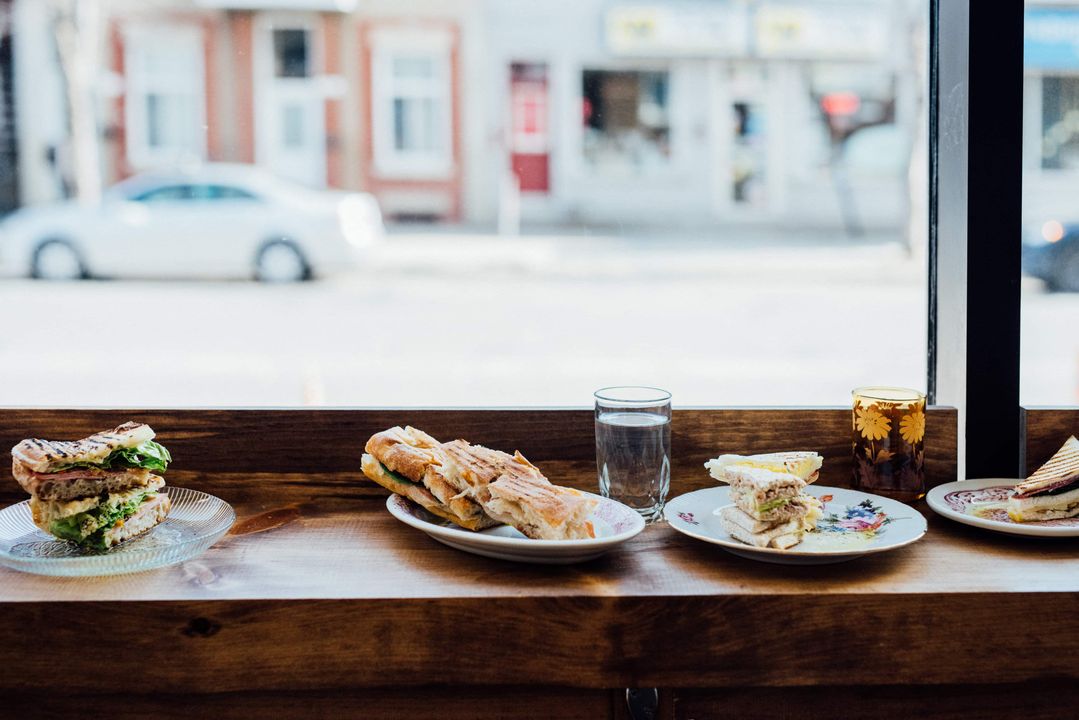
[706, 451, 823, 485]
[441, 440, 597, 540]
[1008, 436, 1079, 522]
[11, 422, 172, 551]
[362, 426, 497, 531]
[723, 465, 809, 522]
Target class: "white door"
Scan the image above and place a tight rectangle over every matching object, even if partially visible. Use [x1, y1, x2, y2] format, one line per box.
[256, 22, 326, 187]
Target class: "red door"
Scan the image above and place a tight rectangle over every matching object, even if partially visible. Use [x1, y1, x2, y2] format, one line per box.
[510, 62, 549, 193]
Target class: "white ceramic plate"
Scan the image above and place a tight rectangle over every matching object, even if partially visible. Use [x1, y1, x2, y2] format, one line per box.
[0, 487, 235, 577]
[926, 478, 1079, 537]
[664, 485, 927, 565]
[386, 492, 645, 564]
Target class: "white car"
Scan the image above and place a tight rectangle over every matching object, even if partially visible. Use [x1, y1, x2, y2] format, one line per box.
[0, 164, 383, 281]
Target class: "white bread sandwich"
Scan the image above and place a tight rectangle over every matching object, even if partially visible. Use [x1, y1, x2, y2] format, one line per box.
[11, 422, 172, 551]
[441, 440, 597, 540]
[706, 451, 823, 485]
[1008, 436, 1079, 522]
[724, 465, 810, 523]
[361, 426, 496, 531]
[719, 495, 823, 550]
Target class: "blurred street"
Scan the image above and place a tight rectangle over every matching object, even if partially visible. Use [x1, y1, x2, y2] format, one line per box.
[0, 228, 1068, 408]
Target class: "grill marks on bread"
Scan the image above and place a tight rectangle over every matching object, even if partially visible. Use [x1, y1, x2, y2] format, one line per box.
[1014, 436, 1079, 498]
[11, 422, 155, 474]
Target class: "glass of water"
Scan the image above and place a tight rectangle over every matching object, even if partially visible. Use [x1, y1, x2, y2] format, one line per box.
[594, 386, 672, 523]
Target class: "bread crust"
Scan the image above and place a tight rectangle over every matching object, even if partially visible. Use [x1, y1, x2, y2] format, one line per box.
[361, 453, 496, 531]
[11, 422, 155, 474]
[485, 475, 597, 540]
[365, 426, 444, 483]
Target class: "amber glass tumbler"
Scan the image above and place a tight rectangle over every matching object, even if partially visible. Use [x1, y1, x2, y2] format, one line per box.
[851, 386, 926, 501]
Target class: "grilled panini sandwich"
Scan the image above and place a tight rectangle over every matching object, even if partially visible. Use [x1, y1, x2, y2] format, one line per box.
[362, 426, 497, 531]
[1008, 436, 1079, 522]
[706, 451, 823, 485]
[437, 441, 597, 540]
[11, 422, 172, 550]
[362, 426, 598, 539]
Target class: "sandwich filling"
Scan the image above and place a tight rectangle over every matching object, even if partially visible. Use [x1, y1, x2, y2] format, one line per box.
[51, 440, 171, 473]
[31, 477, 166, 551]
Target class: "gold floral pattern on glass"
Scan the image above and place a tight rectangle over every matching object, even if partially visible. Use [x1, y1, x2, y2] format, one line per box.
[852, 387, 926, 501]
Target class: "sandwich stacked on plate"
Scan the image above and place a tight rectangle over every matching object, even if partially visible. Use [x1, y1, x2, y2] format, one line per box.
[1008, 435, 1079, 522]
[705, 452, 823, 549]
[11, 422, 173, 551]
[362, 426, 597, 540]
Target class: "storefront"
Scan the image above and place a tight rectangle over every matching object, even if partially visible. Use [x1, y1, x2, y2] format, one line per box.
[483, 0, 912, 229]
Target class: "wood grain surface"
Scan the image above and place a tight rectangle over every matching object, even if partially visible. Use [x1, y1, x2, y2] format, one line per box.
[4, 407, 1077, 715]
[0, 407, 958, 505]
[1024, 408, 1079, 476]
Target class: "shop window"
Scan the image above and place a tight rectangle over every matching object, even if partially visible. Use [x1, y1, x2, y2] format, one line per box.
[581, 70, 670, 171]
[372, 33, 452, 177]
[124, 25, 206, 169]
[273, 29, 311, 79]
[1040, 76, 1079, 170]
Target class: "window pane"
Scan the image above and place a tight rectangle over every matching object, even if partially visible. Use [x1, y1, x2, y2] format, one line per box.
[1, 2, 930, 407]
[1022, 3, 1079, 404]
[274, 29, 310, 78]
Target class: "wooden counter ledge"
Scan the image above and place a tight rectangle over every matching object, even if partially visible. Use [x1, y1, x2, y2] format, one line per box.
[1, 407, 1076, 720]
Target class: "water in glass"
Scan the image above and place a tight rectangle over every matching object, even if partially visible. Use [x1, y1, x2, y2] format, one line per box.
[596, 411, 671, 522]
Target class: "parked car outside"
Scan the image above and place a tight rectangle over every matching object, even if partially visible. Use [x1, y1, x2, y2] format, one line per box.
[0, 164, 383, 281]
[1023, 219, 1079, 292]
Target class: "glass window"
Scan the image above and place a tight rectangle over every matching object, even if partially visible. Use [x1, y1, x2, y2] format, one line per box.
[1, 2, 932, 407]
[1022, 3, 1079, 404]
[274, 29, 310, 79]
[372, 30, 451, 176]
[582, 70, 670, 171]
[124, 25, 206, 168]
[131, 185, 194, 202]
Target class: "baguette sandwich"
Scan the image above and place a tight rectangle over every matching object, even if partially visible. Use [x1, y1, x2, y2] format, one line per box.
[1007, 436, 1079, 522]
[361, 426, 496, 531]
[11, 422, 172, 550]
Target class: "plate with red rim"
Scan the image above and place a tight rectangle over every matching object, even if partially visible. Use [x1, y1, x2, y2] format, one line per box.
[926, 478, 1079, 537]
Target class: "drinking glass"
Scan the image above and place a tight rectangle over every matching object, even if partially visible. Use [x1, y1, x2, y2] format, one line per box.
[852, 386, 926, 501]
[594, 386, 672, 523]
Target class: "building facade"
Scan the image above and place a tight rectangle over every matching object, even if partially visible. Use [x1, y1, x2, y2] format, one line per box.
[13, 0, 920, 230]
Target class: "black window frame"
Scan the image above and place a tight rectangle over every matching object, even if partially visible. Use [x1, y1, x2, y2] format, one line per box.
[930, 0, 1025, 476]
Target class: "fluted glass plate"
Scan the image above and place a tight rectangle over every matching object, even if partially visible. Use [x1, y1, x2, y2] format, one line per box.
[0, 487, 235, 577]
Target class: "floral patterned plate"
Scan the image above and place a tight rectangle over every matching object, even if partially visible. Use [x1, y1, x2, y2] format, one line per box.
[664, 486, 927, 565]
[926, 478, 1079, 537]
[386, 492, 646, 564]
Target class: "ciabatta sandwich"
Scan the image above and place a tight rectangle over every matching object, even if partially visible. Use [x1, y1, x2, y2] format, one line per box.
[11, 422, 172, 550]
[440, 440, 597, 540]
[361, 426, 496, 531]
[1008, 436, 1079, 522]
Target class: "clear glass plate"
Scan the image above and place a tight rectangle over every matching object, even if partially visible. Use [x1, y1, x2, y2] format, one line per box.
[0, 487, 235, 577]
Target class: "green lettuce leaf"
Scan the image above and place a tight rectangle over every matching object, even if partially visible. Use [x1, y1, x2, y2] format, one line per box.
[58, 440, 172, 473]
[49, 490, 155, 550]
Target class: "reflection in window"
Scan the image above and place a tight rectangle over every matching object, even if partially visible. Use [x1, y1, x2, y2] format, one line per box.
[582, 70, 670, 171]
